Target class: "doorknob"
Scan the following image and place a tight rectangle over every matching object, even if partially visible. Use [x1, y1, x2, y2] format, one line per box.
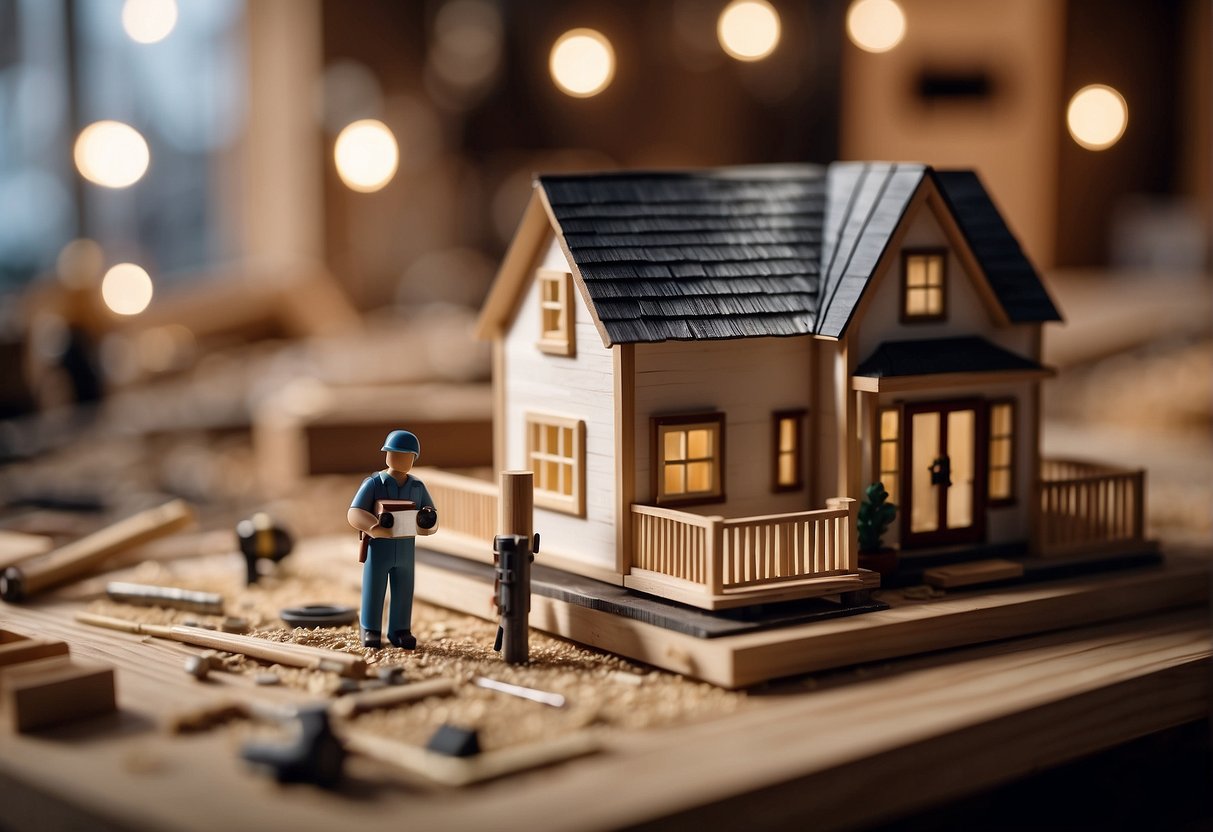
[929, 456, 952, 487]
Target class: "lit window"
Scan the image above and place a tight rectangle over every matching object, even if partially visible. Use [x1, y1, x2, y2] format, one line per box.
[902, 251, 946, 321]
[653, 413, 725, 506]
[536, 269, 575, 356]
[878, 407, 900, 505]
[526, 413, 585, 516]
[988, 400, 1016, 504]
[772, 410, 806, 491]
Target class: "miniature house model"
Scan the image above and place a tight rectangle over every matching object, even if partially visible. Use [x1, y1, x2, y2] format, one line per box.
[423, 162, 1149, 610]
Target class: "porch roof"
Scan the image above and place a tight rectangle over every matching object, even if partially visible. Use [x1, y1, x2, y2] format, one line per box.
[852, 336, 1053, 392]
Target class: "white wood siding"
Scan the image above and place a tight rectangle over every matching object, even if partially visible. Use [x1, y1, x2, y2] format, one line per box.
[633, 335, 816, 518]
[502, 236, 618, 573]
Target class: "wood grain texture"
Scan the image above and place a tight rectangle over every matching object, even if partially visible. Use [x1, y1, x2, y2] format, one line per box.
[0, 596, 1205, 832]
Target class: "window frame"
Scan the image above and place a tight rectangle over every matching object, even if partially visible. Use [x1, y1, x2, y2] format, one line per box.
[536, 269, 576, 357]
[771, 409, 807, 493]
[877, 405, 901, 507]
[987, 398, 1017, 507]
[900, 249, 948, 324]
[651, 412, 726, 507]
[525, 411, 586, 516]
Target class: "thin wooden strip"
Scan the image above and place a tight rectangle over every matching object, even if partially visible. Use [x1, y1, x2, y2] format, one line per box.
[331, 678, 458, 718]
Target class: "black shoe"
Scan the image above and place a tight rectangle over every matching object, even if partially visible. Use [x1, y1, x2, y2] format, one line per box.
[388, 630, 416, 650]
[361, 627, 382, 649]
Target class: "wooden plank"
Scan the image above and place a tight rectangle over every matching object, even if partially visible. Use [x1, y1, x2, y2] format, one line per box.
[1, 657, 116, 733]
[0, 631, 70, 668]
[344, 730, 601, 787]
[0, 501, 194, 601]
[924, 558, 1026, 588]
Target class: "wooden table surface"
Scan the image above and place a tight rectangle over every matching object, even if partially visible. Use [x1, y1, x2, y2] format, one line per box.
[1, 582, 1208, 832]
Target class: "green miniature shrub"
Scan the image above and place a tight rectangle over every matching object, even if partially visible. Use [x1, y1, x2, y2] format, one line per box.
[858, 482, 897, 553]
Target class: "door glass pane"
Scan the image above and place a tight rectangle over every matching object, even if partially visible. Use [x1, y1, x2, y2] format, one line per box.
[947, 410, 975, 529]
[911, 412, 940, 533]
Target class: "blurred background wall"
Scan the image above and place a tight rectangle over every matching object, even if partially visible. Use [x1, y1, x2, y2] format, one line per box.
[0, 0, 1208, 445]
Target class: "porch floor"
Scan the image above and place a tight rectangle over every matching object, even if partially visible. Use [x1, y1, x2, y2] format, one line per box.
[417, 547, 887, 639]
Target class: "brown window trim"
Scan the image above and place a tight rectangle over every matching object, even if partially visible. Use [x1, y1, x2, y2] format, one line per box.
[987, 398, 1017, 507]
[650, 412, 726, 507]
[900, 248, 948, 324]
[771, 409, 807, 493]
[536, 269, 576, 357]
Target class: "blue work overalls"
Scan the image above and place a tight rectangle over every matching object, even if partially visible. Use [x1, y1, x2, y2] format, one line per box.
[350, 472, 435, 634]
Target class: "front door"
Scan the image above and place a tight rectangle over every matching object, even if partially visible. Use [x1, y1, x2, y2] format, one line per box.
[901, 399, 987, 548]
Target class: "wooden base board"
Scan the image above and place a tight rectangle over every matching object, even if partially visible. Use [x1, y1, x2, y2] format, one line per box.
[414, 552, 1210, 688]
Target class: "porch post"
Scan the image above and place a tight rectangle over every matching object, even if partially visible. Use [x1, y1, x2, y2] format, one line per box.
[827, 497, 859, 572]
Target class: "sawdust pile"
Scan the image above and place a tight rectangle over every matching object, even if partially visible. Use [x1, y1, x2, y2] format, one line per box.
[88, 553, 746, 751]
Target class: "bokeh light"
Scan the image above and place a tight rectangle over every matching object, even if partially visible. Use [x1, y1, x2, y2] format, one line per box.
[1067, 85, 1128, 151]
[717, 0, 781, 62]
[846, 0, 906, 54]
[74, 121, 150, 189]
[101, 263, 154, 316]
[549, 29, 615, 98]
[334, 119, 399, 192]
[122, 0, 178, 45]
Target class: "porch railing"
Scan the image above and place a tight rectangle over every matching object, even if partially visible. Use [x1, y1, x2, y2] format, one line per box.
[1037, 458, 1146, 557]
[631, 498, 857, 595]
[415, 467, 499, 556]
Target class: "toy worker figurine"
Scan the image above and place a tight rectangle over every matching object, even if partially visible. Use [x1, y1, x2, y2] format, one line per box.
[347, 430, 437, 649]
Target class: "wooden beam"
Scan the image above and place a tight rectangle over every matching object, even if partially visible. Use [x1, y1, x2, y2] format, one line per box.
[74, 613, 366, 678]
[614, 343, 635, 577]
[0, 501, 194, 602]
[852, 368, 1055, 394]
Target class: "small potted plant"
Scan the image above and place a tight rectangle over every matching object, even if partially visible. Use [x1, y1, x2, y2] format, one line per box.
[858, 481, 898, 576]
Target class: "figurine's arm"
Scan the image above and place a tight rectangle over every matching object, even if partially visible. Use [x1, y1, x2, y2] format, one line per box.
[349, 478, 392, 538]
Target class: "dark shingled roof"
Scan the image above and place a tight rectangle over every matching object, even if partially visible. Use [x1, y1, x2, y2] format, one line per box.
[854, 336, 1047, 378]
[933, 171, 1061, 323]
[537, 162, 1060, 345]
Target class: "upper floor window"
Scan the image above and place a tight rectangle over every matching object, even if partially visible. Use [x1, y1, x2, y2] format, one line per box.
[902, 250, 946, 322]
[652, 413, 725, 506]
[536, 269, 575, 356]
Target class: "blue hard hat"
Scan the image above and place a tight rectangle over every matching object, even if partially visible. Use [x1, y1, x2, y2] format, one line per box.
[381, 430, 420, 458]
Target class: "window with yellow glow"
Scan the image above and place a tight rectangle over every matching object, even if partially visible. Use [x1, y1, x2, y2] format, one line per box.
[988, 401, 1016, 504]
[902, 251, 946, 321]
[536, 269, 575, 356]
[653, 413, 725, 506]
[526, 413, 585, 516]
[772, 410, 806, 492]
[878, 407, 900, 505]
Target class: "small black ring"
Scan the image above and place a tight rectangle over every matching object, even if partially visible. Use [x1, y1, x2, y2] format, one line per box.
[280, 604, 358, 628]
